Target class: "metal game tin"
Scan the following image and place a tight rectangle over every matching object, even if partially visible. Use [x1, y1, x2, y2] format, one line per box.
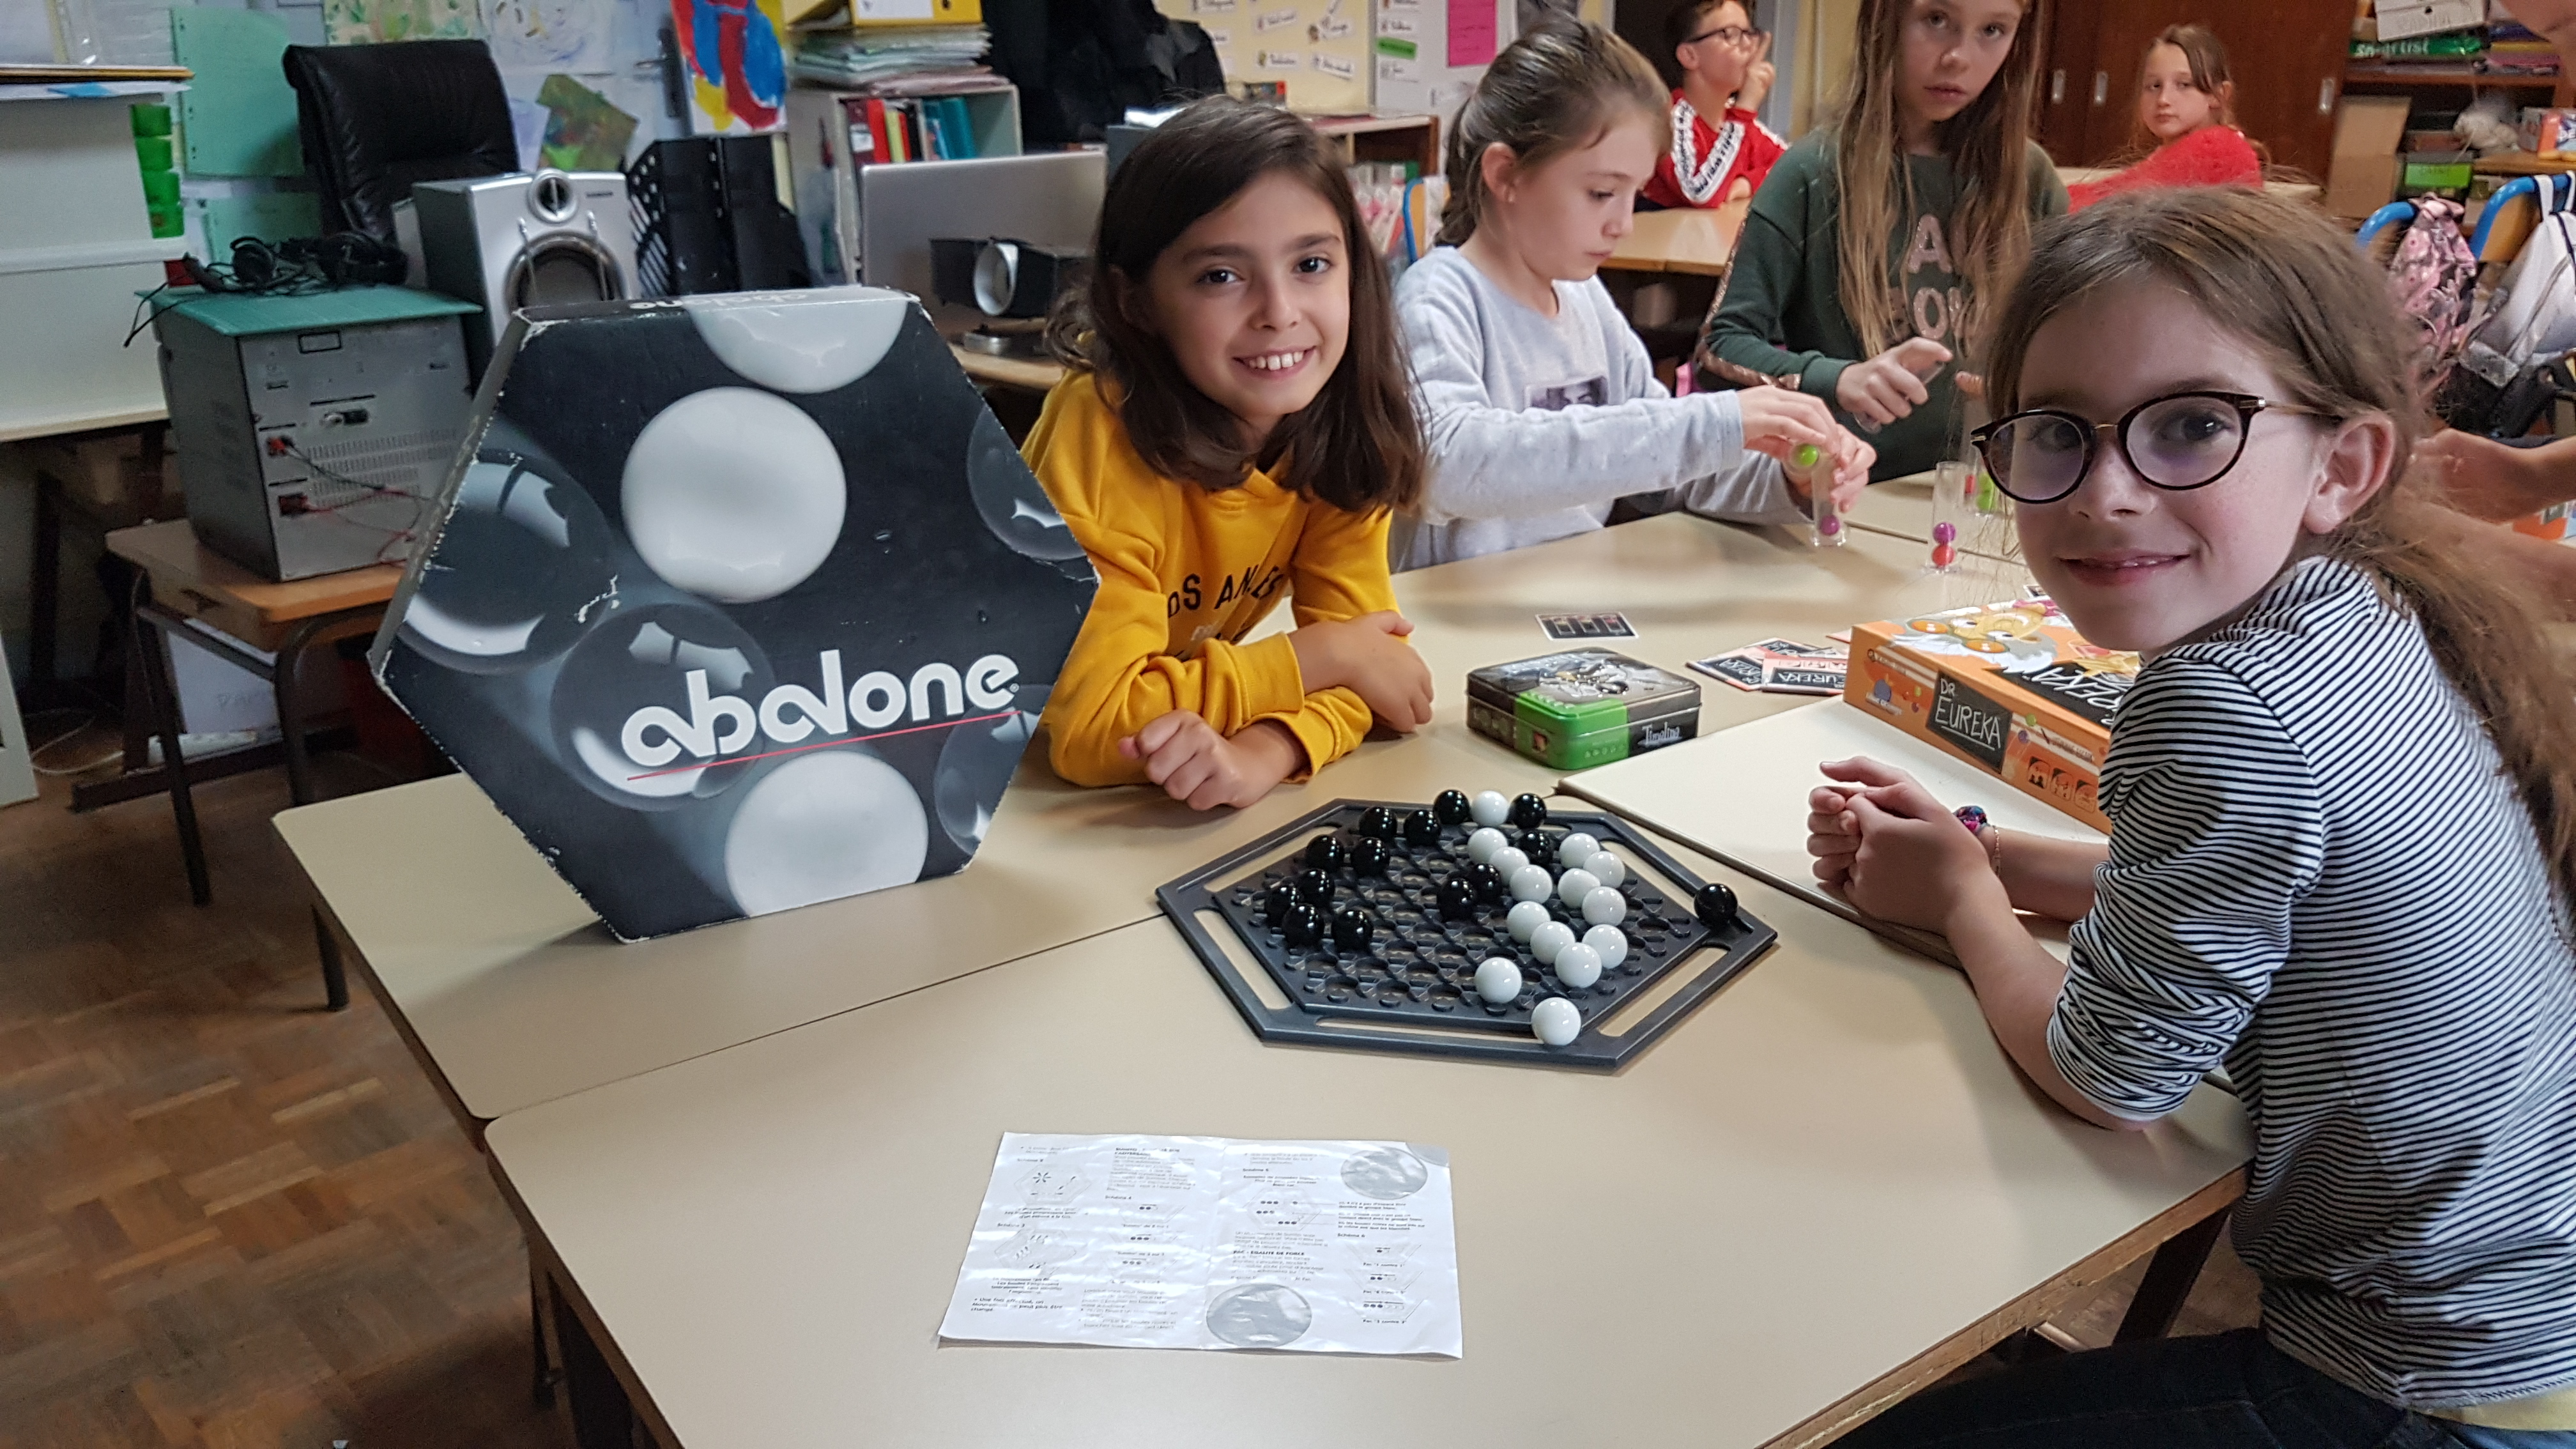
[1465, 648, 1702, 772]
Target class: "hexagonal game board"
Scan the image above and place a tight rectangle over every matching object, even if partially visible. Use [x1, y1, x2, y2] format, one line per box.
[1158, 794, 1776, 1069]
[371, 288, 1097, 940]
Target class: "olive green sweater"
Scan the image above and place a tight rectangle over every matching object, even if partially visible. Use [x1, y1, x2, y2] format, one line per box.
[1701, 131, 2067, 480]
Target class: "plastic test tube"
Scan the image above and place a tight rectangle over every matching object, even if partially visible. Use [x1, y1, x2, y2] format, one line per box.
[1928, 460, 1970, 571]
[1797, 443, 1841, 548]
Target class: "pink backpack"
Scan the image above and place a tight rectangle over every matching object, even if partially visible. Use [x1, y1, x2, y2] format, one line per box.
[2389, 196, 2480, 372]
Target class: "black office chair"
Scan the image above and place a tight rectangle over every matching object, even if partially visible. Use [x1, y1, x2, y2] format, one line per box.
[281, 39, 518, 245]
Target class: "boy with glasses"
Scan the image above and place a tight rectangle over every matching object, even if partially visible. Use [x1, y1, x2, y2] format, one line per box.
[1642, 0, 1786, 210]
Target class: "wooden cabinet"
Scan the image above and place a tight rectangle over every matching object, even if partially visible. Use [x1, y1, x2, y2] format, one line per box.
[2034, 0, 2352, 178]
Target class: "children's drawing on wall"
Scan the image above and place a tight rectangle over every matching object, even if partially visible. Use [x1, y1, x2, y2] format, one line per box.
[537, 73, 639, 169]
[671, 0, 788, 135]
[482, 0, 616, 71]
[323, 0, 481, 44]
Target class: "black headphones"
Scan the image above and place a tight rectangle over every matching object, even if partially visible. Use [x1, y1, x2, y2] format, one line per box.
[182, 232, 408, 293]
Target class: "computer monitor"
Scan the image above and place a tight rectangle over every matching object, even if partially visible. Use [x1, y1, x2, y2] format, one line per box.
[857, 152, 1105, 310]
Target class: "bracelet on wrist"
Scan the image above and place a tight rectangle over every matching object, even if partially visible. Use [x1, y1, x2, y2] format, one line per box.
[1954, 804, 2003, 875]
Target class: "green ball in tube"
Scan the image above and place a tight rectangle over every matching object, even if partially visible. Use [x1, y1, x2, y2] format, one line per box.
[1793, 442, 1841, 548]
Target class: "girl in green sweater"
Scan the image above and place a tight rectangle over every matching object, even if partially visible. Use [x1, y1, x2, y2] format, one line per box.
[1700, 0, 2064, 480]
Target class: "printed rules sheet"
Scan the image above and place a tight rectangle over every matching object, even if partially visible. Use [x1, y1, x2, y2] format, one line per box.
[937, 1133, 1462, 1357]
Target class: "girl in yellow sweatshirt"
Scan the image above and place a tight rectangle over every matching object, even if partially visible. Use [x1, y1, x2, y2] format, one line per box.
[1029, 99, 1434, 810]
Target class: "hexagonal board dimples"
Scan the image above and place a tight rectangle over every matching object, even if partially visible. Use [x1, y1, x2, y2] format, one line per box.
[371, 288, 1100, 940]
[1157, 798, 1778, 1070]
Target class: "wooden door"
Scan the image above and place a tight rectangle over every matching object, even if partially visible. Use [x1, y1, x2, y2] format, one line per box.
[2199, 0, 2351, 180]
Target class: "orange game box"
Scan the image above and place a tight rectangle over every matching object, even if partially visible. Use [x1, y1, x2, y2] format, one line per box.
[1841, 599, 2139, 832]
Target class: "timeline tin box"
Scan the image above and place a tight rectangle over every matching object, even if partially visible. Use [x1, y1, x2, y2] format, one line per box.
[1842, 600, 2136, 832]
[1466, 649, 1701, 772]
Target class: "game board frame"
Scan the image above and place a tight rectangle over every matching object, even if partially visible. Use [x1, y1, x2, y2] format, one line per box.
[1156, 799, 1777, 1070]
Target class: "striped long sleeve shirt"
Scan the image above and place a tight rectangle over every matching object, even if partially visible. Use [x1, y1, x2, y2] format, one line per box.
[2049, 555, 2576, 1411]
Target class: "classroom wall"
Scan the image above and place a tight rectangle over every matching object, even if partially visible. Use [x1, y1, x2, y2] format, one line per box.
[1, 0, 687, 688]
[1789, 0, 1857, 137]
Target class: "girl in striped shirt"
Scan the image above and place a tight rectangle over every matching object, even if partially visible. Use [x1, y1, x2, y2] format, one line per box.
[1809, 187, 2576, 1445]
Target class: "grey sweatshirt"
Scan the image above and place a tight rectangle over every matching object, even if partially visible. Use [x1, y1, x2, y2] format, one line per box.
[1390, 245, 1803, 572]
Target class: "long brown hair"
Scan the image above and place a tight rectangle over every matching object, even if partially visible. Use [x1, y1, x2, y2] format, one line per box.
[1436, 18, 1667, 247]
[1987, 187, 2576, 905]
[1046, 98, 1423, 513]
[1832, 0, 2048, 358]
[2129, 23, 2236, 148]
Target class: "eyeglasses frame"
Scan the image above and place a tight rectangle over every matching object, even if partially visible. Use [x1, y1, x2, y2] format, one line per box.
[1966, 390, 2334, 505]
[1683, 24, 1766, 48]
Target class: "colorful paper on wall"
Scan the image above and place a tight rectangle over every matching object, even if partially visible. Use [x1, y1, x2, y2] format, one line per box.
[672, 0, 790, 135]
[482, 0, 615, 72]
[536, 73, 637, 171]
[1447, 0, 1494, 67]
[321, 0, 482, 45]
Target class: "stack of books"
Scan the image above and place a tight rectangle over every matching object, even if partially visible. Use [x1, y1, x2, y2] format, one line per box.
[2486, 20, 2562, 77]
[790, 24, 990, 88]
[2348, 20, 2562, 78]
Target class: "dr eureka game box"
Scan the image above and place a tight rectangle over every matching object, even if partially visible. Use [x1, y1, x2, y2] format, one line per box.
[1843, 599, 2138, 833]
[370, 289, 1099, 940]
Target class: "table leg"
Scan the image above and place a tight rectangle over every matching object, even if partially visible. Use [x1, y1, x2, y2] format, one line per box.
[553, 1275, 634, 1449]
[312, 910, 349, 1011]
[2111, 1207, 2230, 1343]
[532, 1257, 560, 1409]
[129, 583, 210, 907]
[271, 617, 330, 808]
[31, 472, 60, 689]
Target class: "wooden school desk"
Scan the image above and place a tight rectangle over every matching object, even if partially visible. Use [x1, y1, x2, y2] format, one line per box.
[1604, 199, 1749, 276]
[108, 518, 402, 1009]
[272, 514, 2010, 1129]
[486, 900, 2250, 1449]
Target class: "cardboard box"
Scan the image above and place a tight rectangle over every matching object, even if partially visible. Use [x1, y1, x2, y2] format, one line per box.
[1842, 600, 2140, 832]
[2326, 95, 2414, 219]
[2522, 106, 2576, 155]
[8, 431, 180, 516]
[372, 288, 1098, 940]
[2372, 0, 2487, 43]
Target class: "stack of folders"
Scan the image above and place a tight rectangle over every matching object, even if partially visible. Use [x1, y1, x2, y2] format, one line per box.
[790, 24, 990, 86]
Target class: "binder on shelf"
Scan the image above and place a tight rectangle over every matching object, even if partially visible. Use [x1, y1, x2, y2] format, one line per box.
[785, 81, 1026, 283]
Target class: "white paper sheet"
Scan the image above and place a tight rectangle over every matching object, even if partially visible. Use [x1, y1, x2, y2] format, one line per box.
[939, 1133, 1462, 1357]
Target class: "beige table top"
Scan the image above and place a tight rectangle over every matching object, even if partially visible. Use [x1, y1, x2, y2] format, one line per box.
[488, 888, 2250, 1449]
[275, 514, 2036, 1128]
[279, 727, 1533, 1130]
[1396, 512, 2030, 721]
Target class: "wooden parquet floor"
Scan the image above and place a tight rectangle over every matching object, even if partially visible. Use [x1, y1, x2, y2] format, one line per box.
[0, 730, 558, 1449]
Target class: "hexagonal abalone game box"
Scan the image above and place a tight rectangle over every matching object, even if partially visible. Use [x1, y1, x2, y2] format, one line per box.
[369, 288, 1098, 941]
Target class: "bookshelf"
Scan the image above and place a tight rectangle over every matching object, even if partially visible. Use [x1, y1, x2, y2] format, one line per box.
[785, 83, 1025, 286]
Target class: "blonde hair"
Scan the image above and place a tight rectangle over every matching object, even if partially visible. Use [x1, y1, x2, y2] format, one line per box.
[1988, 187, 2576, 905]
[1831, 0, 2048, 357]
[1438, 18, 1667, 247]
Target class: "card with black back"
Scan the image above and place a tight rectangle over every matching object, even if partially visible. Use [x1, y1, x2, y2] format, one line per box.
[1537, 612, 1637, 640]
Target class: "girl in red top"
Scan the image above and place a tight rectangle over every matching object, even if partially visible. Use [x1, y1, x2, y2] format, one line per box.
[1641, 0, 1788, 210]
[2068, 24, 2262, 210]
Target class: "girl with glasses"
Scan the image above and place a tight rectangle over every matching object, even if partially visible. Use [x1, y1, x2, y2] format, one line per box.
[1701, 0, 2063, 480]
[1640, 0, 1788, 211]
[1809, 186, 2576, 1447]
[2067, 25, 2264, 211]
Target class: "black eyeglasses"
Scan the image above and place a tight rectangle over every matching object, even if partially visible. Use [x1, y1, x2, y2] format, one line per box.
[1968, 390, 2333, 504]
[1685, 24, 1764, 47]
